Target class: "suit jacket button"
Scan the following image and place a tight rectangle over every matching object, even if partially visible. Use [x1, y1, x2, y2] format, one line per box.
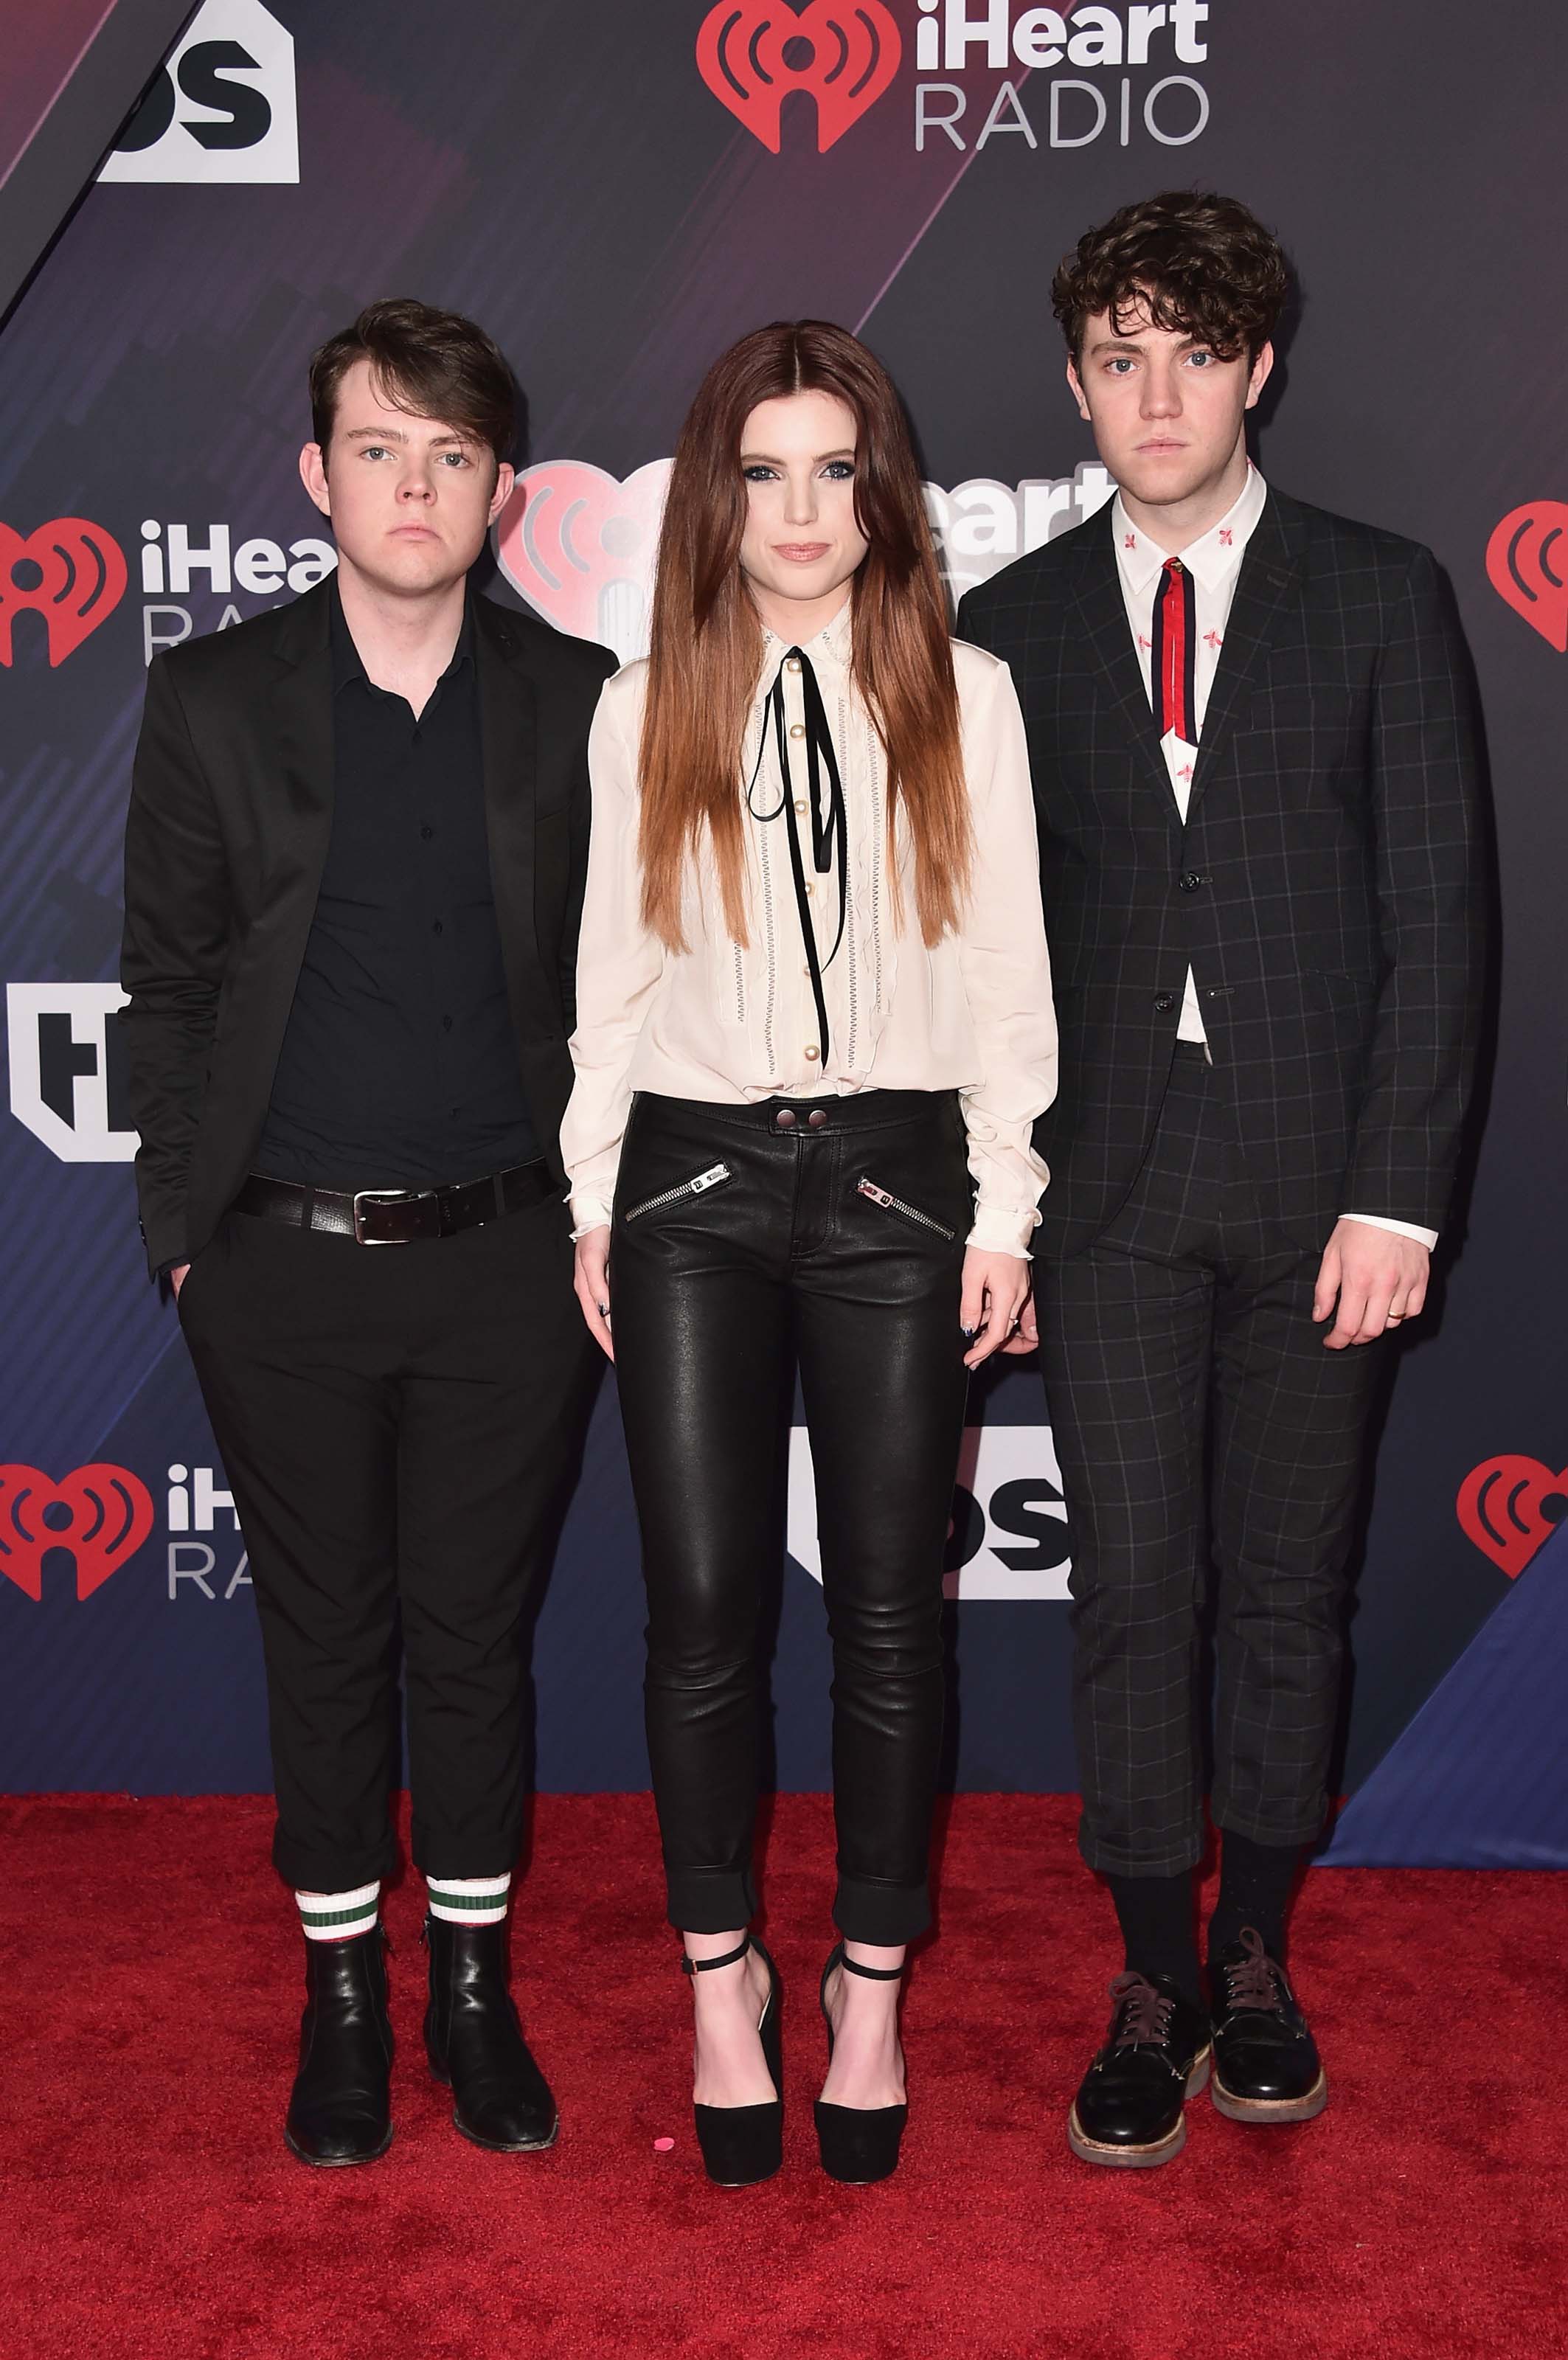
[1179, 871, 1204, 892]
[1154, 992, 1176, 1013]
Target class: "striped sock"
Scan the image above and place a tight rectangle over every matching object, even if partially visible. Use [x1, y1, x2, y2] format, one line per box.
[426, 1871, 511, 1926]
[295, 1881, 380, 1943]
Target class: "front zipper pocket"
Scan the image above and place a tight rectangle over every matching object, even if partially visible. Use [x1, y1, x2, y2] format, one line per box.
[856, 1176, 956, 1240]
[625, 1162, 734, 1223]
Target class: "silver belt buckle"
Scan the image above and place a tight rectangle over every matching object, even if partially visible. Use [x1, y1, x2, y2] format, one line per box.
[352, 1187, 429, 1244]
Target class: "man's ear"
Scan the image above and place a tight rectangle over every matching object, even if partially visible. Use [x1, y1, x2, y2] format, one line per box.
[1243, 340, 1274, 412]
[299, 441, 331, 518]
[1066, 355, 1091, 423]
[487, 459, 516, 527]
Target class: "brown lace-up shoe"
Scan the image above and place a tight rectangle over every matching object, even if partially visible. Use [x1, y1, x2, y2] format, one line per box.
[1209, 1928, 1328, 2123]
[1067, 1969, 1211, 2168]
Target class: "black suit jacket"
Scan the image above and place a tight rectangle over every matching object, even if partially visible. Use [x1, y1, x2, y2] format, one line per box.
[957, 487, 1483, 1260]
[119, 580, 616, 1276]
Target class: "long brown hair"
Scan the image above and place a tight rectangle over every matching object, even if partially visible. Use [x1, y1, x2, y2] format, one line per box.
[638, 320, 970, 952]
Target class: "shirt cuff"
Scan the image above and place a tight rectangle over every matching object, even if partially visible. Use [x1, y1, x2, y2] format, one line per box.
[965, 1202, 1041, 1258]
[1342, 1213, 1438, 1252]
[568, 1198, 613, 1240]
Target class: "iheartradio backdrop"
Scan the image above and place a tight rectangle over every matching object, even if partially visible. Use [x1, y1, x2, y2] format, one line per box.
[1, 0, 1565, 1864]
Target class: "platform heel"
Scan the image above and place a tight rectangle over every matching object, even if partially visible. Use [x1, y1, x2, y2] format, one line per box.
[682, 1934, 783, 2187]
[814, 1943, 908, 2185]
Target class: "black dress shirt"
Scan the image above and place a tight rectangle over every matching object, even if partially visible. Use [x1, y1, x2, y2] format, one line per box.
[254, 591, 538, 1191]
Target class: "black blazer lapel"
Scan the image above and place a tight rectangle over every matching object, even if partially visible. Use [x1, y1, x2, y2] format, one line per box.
[1069, 510, 1182, 831]
[265, 583, 336, 965]
[473, 599, 549, 1043]
[1187, 490, 1305, 813]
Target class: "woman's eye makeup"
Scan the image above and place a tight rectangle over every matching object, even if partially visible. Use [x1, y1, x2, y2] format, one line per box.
[740, 458, 858, 484]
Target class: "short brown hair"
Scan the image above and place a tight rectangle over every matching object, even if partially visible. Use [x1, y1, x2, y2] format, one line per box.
[1052, 191, 1288, 363]
[308, 297, 516, 465]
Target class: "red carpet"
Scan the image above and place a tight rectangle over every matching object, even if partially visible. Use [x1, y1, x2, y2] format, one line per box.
[0, 1794, 1561, 2360]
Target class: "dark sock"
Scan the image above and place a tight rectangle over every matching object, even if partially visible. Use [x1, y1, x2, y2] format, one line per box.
[1209, 1832, 1301, 1965]
[1106, 1870, 1201, 2008]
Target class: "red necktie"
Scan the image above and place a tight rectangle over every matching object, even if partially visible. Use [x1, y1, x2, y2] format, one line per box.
[1151, 555, 1197, 741]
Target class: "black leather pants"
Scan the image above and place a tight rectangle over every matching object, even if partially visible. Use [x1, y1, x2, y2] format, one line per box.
[611, 1089, 973, 1946]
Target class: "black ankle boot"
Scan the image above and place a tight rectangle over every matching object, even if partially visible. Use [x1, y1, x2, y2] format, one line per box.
[284, 1927, 394, 2167]
[423, 1913, 558, 2152]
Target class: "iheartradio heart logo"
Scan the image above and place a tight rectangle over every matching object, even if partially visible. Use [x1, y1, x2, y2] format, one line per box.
[0, 1462, 154, 1601]
[0, 518, 128, 666]
[1456, 1455, 1568, 1580]
[494, 460, 670, 663]
[696, 0, 902, 153]
[1485, 501, 1568, 651]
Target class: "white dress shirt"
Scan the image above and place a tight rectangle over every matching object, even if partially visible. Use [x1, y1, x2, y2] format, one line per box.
[1112, 466, 1436, 1252]
[561, 605, 1058, 1255]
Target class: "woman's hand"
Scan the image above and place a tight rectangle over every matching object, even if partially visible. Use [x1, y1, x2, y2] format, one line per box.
[959, 1248, 1033, 1370]
[572, 1227, 614, 1361]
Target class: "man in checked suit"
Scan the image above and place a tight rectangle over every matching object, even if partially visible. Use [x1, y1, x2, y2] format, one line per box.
[958, 192, 1481, 2167]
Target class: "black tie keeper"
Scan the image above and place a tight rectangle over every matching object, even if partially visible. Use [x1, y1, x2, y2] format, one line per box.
[232, 1159, 555, 1245]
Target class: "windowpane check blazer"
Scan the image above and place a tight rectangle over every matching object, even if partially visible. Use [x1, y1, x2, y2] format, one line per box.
[957, 485, 1484, 1260]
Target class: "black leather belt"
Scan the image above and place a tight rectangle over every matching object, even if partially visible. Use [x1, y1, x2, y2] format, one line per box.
[232, 1160, 555, 1245]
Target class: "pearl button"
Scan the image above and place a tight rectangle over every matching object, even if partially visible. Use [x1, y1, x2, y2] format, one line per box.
[794, 799, 807, 814]
[803, 1046, 819, 1061]
[785, 657, 802, 674]
[789, 722, 805, 740]
[804, 881, 814, 896]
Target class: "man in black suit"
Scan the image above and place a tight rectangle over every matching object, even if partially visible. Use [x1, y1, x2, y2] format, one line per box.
[121, 299, 615, 2167]
[958, 194, 1480, 2168]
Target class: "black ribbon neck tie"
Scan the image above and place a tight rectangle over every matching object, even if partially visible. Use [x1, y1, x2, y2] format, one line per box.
[747, 647, 847, 1069]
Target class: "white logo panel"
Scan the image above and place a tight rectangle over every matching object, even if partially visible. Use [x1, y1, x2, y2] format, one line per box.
[787, 1421, 1072, 1603]
[7, 983, 136, 1162]
[100, 1, 299, 184]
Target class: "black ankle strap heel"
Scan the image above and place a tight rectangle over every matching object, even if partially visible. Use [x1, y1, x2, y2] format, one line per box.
[682, 1934, 783, 2188]
[814, 1940, 909, 2185]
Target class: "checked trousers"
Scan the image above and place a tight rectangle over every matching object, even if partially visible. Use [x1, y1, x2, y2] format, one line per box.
[1035, 1045, 1381, 1877]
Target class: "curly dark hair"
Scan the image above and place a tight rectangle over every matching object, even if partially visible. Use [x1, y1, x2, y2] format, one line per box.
[308, 296, 516, 467]
[1052, 191, 1288, 362]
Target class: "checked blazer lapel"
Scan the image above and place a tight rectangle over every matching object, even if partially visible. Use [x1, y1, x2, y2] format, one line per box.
[1185, 490, 1305, 816]
[1069, 510, 1183, 834]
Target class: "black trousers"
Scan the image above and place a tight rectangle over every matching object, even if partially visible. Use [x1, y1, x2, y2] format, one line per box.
[611, 1089, 973, 1947]
[1035, 1047, 1381, 1878]
[178, 1193, 596, 1892]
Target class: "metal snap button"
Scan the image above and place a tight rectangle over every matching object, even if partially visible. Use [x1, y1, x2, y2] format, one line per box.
[774, 1108, 797, 1128]
[807, 1108, 828, 1128]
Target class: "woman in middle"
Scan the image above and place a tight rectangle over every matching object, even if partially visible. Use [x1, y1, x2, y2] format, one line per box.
[561, 320, 1056, 2189]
